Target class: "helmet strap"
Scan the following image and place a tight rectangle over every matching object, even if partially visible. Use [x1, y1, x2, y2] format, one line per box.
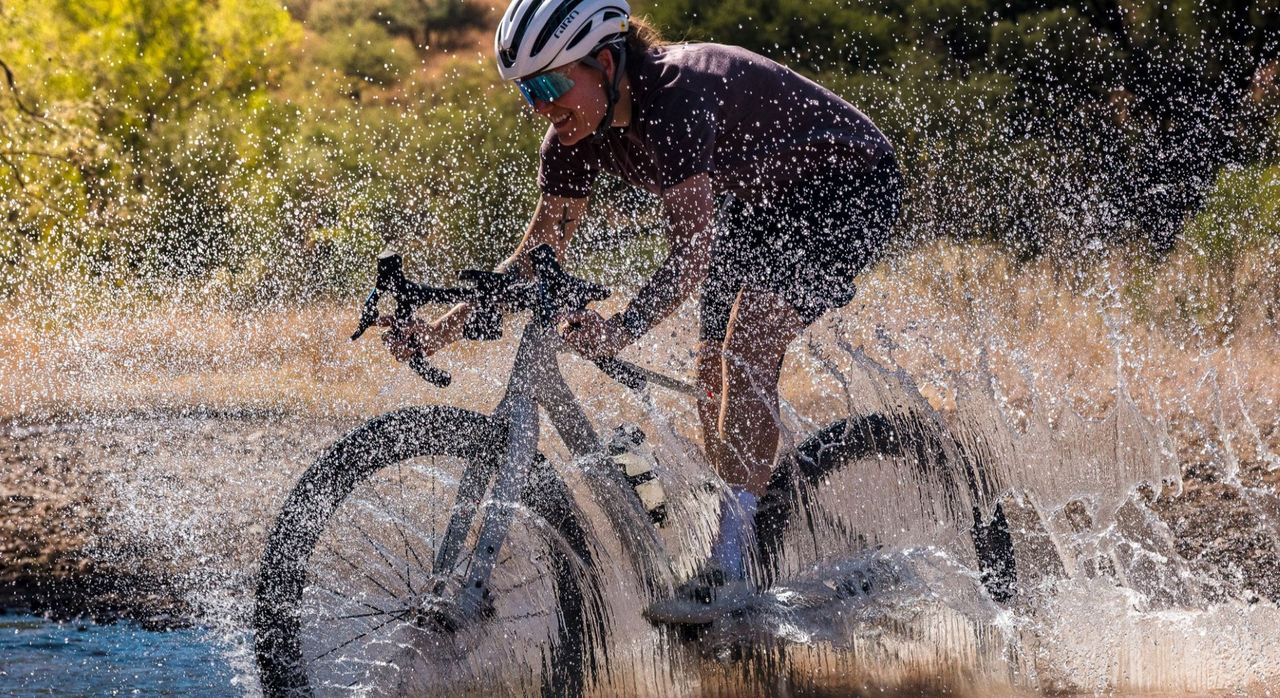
[580, 41, 627, 142]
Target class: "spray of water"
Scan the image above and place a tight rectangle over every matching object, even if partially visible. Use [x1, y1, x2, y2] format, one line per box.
[4, 2, 1280, 696]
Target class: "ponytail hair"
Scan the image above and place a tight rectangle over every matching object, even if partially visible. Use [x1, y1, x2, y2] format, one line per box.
[624, 15, 667, 56]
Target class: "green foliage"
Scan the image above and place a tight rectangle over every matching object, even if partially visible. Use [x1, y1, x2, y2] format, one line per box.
[317, 20, 415, 95]
[1126, 161, 1280, 337]
[0, 0, 533, 299]
[1, 0, 302, 296]
[989, 7, 1120, 101]
[2, 0, 1277, 303]
[1183, 163, 1280, 263]
[304, 0, 486, 50]
[641, 0, 902, 73]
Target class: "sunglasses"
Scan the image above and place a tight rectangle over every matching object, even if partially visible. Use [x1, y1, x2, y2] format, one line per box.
[516, 70, 575, 106]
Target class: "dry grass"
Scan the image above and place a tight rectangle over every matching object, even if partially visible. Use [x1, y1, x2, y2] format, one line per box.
[818, 239, 1280, 468]
[0, 299, 489, 420]
[3, 239, 1278, 468]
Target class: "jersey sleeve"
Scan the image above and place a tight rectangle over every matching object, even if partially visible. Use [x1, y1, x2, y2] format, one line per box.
[644, 87, 718, 190]
[538, 127, 598, 198]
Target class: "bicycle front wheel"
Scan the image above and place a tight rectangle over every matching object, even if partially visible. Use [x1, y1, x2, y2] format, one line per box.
[254, 406, 603, 697]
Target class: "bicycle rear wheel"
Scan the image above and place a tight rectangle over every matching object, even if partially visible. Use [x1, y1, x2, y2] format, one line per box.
[757, 413, 1016, 600]
[254, 406, 603, 697]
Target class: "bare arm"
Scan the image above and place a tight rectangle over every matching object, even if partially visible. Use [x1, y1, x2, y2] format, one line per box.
[610, 173, 716, 340]
[496, 194, 591, 275]
[424, 194, 590, 349]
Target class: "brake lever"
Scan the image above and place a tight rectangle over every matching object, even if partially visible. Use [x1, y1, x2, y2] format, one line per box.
[389, 279, 452, 388]
[405, 337, 452, 387]
[350, 248, 457, 387]
[350, 288, 381, 341]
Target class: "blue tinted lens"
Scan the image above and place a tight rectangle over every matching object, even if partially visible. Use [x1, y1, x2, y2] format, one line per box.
[516, 72, 574, 105]
[517, 80, 537, 105]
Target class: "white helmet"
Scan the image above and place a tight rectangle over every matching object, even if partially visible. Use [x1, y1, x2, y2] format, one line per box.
[495, 0, 631, 80]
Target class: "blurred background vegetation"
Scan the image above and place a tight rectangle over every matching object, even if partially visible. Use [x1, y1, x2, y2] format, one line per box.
[1, 0, 1277, 311]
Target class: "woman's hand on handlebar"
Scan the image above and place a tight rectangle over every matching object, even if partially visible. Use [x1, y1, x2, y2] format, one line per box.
[379, 303, 471, 362]
[559, 309, 633, 360]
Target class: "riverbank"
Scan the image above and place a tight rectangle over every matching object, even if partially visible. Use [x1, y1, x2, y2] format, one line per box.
[0, 410, 356, 626]
[3, 397, 1279, 625]
[2, 240, 1278, 625]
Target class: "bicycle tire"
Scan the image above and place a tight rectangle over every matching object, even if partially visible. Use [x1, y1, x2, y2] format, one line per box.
[254, 406, 604, 697]
[756, 412, 1016, 600]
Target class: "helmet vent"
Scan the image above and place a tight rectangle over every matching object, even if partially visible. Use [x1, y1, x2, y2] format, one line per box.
[565, 22, 594, 51]
[508, 1, 542, 54]
[531, 0, 591, 56]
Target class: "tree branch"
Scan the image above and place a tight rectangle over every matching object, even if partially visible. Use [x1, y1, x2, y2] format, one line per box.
[0, 57, 68, 134]
[0, 57, 39, 117]
[0, 149, 27, 189]
[1, 148, 79, 162]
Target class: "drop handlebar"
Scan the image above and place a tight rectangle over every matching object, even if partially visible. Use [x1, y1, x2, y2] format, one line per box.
[349, 244, 696, 396]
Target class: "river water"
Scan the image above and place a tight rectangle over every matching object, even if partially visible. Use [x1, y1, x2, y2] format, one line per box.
[0, 614, 236, 696]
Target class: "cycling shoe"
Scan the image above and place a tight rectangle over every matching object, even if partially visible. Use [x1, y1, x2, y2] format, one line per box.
[644, 569, 757, 626]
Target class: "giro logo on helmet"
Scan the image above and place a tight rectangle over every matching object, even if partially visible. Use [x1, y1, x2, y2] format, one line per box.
[494, 0, 631, 81]
[553, 9, 580, 38]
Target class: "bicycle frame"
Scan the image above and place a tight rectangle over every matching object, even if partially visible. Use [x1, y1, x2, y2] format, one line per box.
[254, 246, 1022, 696]
[433, 309, 692, 624]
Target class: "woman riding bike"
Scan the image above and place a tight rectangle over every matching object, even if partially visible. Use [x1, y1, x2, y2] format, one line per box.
[384, 0, 903, 603]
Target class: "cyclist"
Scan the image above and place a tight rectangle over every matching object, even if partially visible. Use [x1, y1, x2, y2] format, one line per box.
[385, 0, 902, 605]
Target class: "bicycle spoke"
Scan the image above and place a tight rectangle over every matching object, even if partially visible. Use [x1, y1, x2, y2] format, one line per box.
[493, 609, 553, 624]
[309, 611, 413, 663]
[309, 583, 405, 624]
[321, 541, 404, 603]
[376, 456, 461, 576]
[497, 573, 543, 596]
[429, 457, 445, 566]
[393, 462, 430, 587]
[353, 499, 419, 595]
[351, 493, 436, 568]
[328, 608, 403, 622]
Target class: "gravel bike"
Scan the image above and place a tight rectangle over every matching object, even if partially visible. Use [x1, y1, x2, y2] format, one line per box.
[252, 244, 1016, 696]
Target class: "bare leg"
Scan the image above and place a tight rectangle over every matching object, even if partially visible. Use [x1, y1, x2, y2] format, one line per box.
[697, 288, 808, 494]
[691, 288, 808, 582]
[695, 342, 730, 478]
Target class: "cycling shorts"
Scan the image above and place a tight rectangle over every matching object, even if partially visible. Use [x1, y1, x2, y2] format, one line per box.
[699, 154, 903, 342]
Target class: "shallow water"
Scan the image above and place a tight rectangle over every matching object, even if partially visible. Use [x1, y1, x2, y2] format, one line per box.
[0, 614, 237, 696]
[4, 300, 1279, 695]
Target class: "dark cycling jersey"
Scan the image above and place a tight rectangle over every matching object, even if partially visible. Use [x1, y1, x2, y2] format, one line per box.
[538, 42, 895, 199]
[539, 42, 902, 342]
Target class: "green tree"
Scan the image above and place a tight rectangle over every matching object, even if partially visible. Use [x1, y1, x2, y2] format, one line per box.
[379, 0, 487, 50]
[318, 20, 414, 99]
[0, 0, 302, 289]
[306, 0, 486, 51]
